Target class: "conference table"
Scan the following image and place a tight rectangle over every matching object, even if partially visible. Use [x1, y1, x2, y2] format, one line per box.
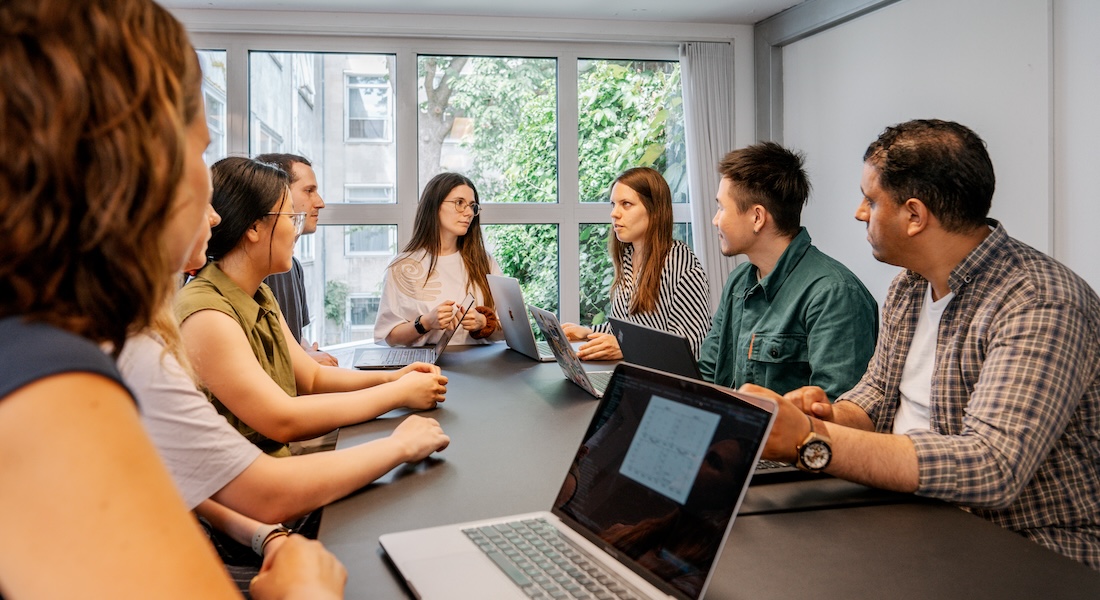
[318, 343, 1100, 599]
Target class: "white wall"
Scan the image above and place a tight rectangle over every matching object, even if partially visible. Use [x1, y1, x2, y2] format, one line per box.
[1053, 0, 1100, 293]
[781, 0, 1056, 302]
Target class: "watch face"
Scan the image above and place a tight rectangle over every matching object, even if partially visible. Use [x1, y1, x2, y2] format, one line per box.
[801, 440, 831, 470]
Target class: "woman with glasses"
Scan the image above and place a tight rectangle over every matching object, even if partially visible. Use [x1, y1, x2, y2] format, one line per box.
[562, 167, 711, 361]
[375, 172, 504, 346]
[175, 157, 450, 460]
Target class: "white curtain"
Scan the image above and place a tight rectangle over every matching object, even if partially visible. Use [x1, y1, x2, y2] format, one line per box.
[680, 42, 740, 310]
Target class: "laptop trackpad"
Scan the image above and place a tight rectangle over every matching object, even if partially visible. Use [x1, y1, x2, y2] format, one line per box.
[394, 552, 522, 599]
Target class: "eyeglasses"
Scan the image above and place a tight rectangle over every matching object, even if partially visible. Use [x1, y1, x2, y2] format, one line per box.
[266, 211, 307, 237]
[442, 199, 481, 216]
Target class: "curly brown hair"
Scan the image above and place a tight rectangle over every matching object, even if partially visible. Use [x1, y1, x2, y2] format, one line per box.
[0, 0, 202, 354]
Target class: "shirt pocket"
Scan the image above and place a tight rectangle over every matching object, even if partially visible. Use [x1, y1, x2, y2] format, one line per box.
[747, 333, 810, 395]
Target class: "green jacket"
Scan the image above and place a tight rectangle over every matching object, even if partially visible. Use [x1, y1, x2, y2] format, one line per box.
[698, 228, 878, 400]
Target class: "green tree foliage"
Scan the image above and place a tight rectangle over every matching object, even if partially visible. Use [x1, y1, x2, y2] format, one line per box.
[420, 57, 684, 323]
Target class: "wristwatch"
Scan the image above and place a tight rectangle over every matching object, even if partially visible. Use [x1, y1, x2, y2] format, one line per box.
[795, 414, 832, 472]
[413, 314, 428, 335]
[252, 523, 291, 556]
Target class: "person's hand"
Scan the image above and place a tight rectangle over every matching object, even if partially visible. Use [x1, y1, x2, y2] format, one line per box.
[390, 414, 451, 460]
[250, 535, 346, 600]
[560, 323, 592, 342]
[389, 361, 441, 382]
[739, 383, 814, 463]
[424, 300, 458, 331]
[783, 386, 834, 421]
[393, 370, 448, 410]
[576, 332, 622, 361]
[460, 306, 488, 332]
[305, 341, 339, 367]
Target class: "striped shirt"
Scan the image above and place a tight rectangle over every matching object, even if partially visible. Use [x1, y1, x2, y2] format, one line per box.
[845, 221, 1100, 569]
[593, 240, 711, 358]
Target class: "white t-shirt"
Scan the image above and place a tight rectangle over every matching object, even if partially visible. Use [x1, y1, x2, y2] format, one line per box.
[374, 250, 503, 346]
[117, 332, 261, 510]
[893, 285, 955, 434]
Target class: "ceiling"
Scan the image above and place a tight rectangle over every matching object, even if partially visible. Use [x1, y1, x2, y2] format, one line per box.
[159, 0, 803, 25]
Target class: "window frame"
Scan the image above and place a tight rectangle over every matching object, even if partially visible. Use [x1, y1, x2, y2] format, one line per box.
[344, 72, 394, 143]
[190, 34, 690, 325]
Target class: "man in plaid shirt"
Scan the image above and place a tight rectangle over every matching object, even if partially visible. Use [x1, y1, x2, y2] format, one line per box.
[747, 119, 1100, 569]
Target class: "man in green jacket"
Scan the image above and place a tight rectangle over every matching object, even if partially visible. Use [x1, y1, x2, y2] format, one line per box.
[698, 142, 878, 401]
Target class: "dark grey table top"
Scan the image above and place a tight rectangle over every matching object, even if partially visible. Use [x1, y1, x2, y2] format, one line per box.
[319, 343, 1100, 599]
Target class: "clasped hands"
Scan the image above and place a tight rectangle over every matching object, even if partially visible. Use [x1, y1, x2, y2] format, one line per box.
[738, 384, 833, 463]
[423, 300, 487, 333]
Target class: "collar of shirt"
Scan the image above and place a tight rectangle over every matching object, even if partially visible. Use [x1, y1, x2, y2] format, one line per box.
[736, 227, 812, 301]
[899, 219, 1004, 294]
[194, 262, 281, 331]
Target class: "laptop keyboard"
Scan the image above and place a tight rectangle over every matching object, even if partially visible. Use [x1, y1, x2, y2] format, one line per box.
[588, 371, 613, 393]
[536, 340, 553, 357]
[463, 518, 644, 600]
[380, 348, 425, 366]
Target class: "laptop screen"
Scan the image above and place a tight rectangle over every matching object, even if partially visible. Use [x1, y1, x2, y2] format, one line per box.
[552, 364, 773, 599]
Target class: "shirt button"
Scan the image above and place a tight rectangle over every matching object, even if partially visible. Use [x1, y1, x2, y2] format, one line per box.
[770, 348, 779, 358]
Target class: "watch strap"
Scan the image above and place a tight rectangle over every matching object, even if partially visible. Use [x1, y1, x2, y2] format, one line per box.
[252, 523, 290, 556]
[413, 315, 428, 335]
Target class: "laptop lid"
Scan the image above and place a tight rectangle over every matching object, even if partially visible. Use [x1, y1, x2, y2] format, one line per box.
[528, 305, 605, 397]
[552, 363, 777, 599]
[608, 317, 703, 379]
[486, 274, 552, 362]
[428, 292, 476, 360]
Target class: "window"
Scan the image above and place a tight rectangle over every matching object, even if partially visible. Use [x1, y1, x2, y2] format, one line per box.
[197, 50, 227, 165]
[345, 225, 397, 256]
[348, 295, 381, 329]
[344, 184, 395, 204]
[254, 120, 283, 154]
[346, 74, 392, 142]
[198, 41, 691, 347]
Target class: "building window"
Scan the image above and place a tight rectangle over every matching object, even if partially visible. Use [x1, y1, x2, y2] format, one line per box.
[346, 74, 392, 142]
[344, 184, 395, 204]
[348, 295, 381, 329]
[254, 120, 283, 154]
[345, 225, 397, 256]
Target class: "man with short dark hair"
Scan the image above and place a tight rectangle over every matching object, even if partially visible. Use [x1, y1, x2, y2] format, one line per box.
[698, 142, 878, 401]
[255, 153, 336, 366]
[748, 120, 1100, 569]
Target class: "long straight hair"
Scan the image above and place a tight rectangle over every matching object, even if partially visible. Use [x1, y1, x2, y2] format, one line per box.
[608, 167, 673, 314]
[401, 172, 494, 309]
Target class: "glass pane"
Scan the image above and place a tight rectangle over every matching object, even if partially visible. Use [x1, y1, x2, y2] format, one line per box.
[577, 60, 686, 204]
[673, 222, 693, 248]
[196, 50, 227, 165]
[250, 52, 397, 206]
[417, 56, 557, 203]
[309, 224, 398, 346]
[484, 224, 560, 316]
[577, 223, 613, 326]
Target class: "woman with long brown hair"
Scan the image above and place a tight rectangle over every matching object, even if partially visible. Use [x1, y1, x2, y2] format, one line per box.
[0, 0, 343, 597]
[376, 172, 503, 346]
[563, 167, 711, 360]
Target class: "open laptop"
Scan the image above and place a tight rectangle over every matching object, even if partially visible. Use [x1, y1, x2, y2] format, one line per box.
[607, 318, 816, 485]
[353, 294, 475, 370]
[608, 318, 702, 380]
[529, 305, 614, 398]
[379, 363, 777, 600]
[487, 274, 555, 362]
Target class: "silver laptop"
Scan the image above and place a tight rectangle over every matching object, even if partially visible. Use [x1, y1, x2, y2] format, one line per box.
[380, 363, 777, 600]
[487, 274, 555, 362]
[609, 318, 702, 380]
[353, 294, 475, 370]
[529, 305, 613, 398]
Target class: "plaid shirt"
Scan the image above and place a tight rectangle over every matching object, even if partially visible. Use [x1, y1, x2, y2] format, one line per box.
[845, 221, 1100, 569]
